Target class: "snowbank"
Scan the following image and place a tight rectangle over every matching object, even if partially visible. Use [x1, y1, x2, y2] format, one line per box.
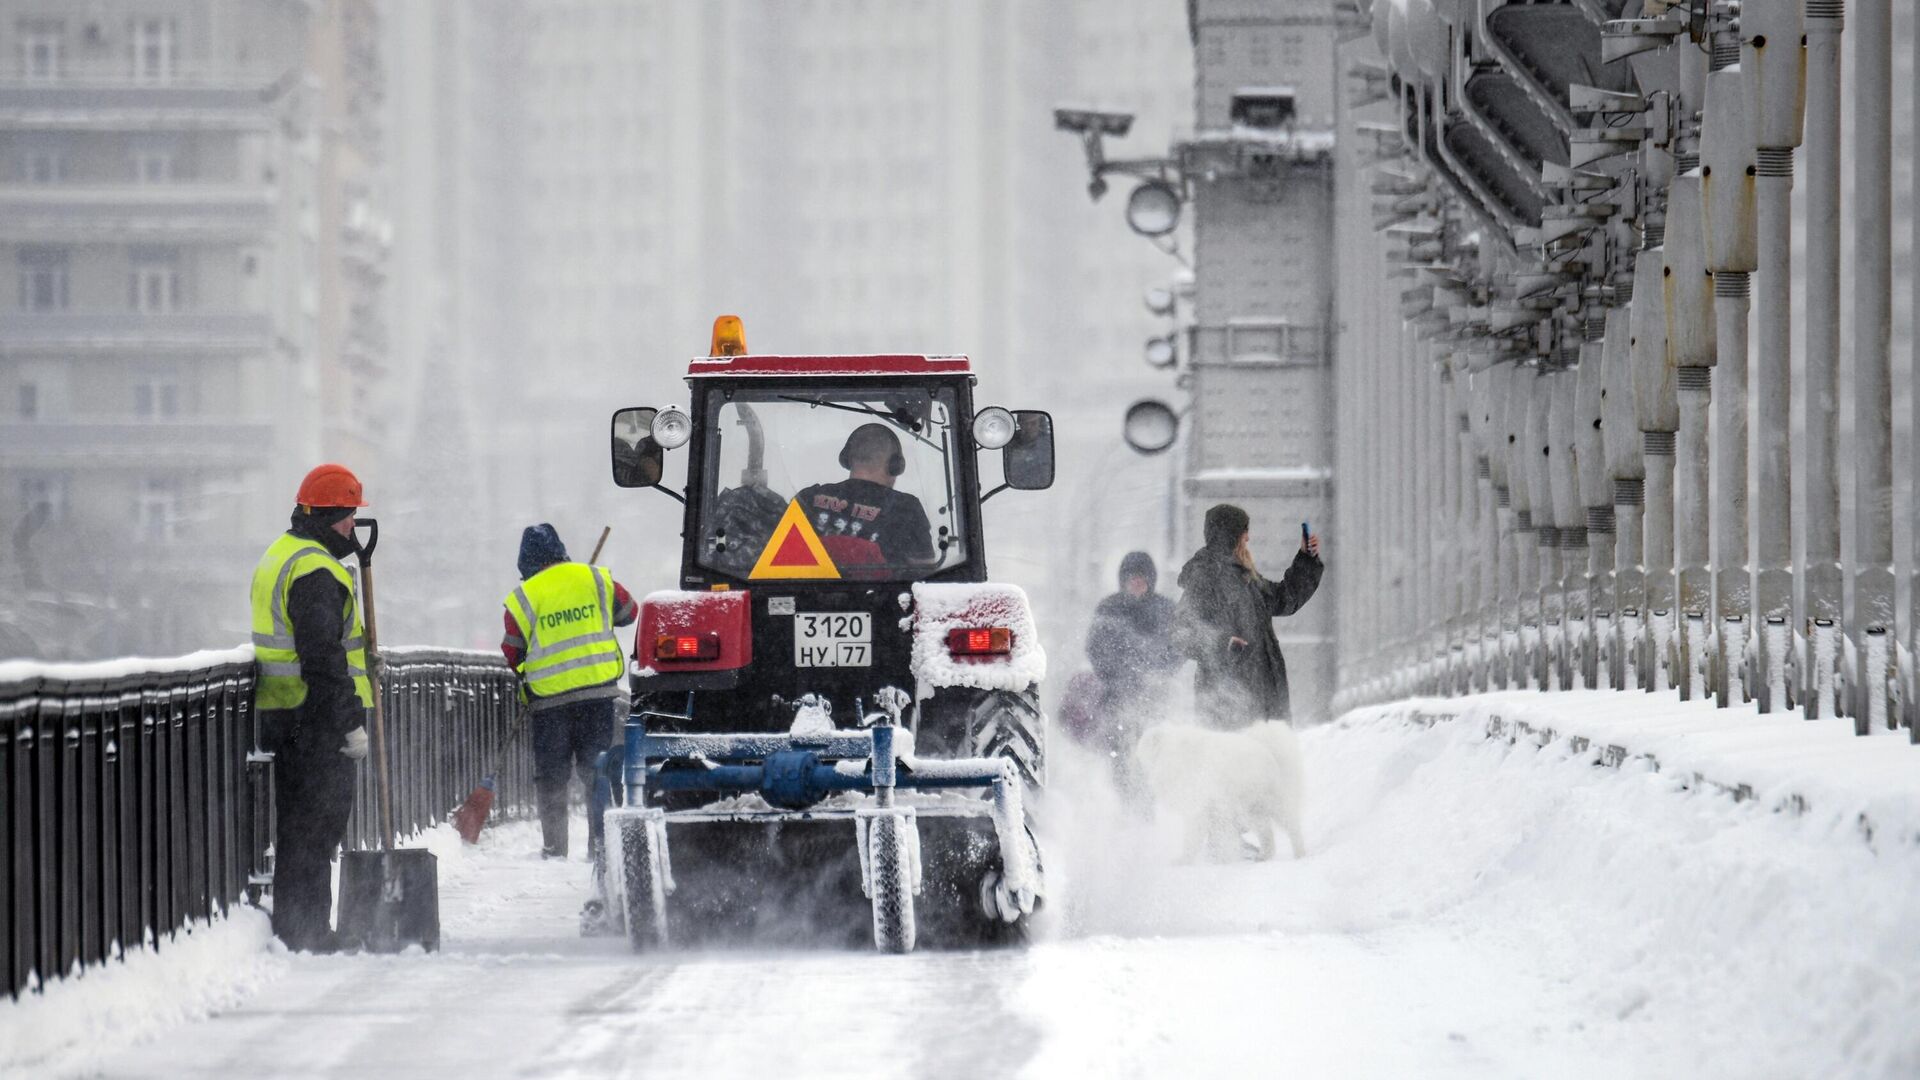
[1030, 703, 1920, 1078]
[0, 909, 283, 1075]
[1355, 691, 1920, 844]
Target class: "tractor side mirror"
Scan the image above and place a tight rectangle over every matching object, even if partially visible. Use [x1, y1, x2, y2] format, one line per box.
[1004, 410, 1055, 490]
[610, 407, 665, 489]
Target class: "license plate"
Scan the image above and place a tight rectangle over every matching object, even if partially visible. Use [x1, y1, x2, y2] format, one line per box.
[794, 612, 871, 667]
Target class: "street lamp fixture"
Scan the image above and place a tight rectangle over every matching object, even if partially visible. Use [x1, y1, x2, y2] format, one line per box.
[1143, 286, 1176, 316]
[1144, 334, 1178, 369]
[1126, 180, 1182, 237]
[1123, 399, 1180, 455]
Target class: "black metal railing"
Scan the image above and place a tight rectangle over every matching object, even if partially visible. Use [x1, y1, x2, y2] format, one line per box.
[346, 648, 532, 850]
[2, 646, 525, 999]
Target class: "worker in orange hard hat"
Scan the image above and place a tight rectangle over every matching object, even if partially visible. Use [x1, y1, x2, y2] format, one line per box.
[247, 463, 373, 953]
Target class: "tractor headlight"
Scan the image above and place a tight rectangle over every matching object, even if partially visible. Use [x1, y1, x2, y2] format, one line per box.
[972, 407, 1016, 450]
[651, 407, 692, 449]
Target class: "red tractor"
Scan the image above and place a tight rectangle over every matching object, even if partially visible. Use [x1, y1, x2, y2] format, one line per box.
[589, 317, 1055, 953]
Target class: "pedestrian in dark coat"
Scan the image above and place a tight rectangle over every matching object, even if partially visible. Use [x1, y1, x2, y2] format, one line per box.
[1081, 551, 1182, 793]
[1174, 504, 1323, 727]
[1086, 551, 1181, 720]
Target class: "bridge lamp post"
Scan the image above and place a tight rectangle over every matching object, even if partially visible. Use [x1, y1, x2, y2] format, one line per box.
[1849, 0, 1897, 735]
[1741, 0, 1807, 714]
[1700, 59, 1758, 709]
[1797, 0, 1847, 719]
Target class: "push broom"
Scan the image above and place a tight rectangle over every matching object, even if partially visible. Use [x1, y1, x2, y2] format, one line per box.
[453, 525, 611, 844]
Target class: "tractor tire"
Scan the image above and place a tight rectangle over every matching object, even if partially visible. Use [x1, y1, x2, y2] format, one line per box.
[965, 687, 1046, 792]
[618, 812, 669, 952]
[867, 813, 916, 954]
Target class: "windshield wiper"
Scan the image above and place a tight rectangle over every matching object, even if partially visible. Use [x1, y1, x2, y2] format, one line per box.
[774, 395, 941, 452]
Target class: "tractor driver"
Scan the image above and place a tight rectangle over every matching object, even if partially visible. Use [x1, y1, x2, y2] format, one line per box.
[793, 422, 936, 567]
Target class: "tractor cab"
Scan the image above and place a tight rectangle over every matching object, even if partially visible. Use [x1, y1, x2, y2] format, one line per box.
[609, 318, 1053, 731]
[592, 317, 1055, 953]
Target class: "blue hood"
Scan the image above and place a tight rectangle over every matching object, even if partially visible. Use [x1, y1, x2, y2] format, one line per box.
[517, 523, 569, 580]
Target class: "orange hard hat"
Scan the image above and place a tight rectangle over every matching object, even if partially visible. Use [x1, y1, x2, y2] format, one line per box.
[295, 463, 368, 509]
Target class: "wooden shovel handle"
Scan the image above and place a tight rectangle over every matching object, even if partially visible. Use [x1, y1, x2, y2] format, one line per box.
[355, 536, 397, 852]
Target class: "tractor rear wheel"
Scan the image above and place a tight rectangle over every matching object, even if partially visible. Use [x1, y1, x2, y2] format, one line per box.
[967, 687, 1046, 792]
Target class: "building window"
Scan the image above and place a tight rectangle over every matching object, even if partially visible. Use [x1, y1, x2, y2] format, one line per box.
[18, 382, 37, 420]
[20, 475, 68, 524]
[130, 18, 177, 83]
[130, 249, 183, 313]
[134, 150, 174, 183]
[24, 149, 63, 183]
[135, 477, 180, 541]
[17, 247, 70, 311]
[18, 19, 62, 81]
[133, 381, 180, 418]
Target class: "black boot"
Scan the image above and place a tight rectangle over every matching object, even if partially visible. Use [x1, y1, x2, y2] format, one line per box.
[539, 788, 569, 858]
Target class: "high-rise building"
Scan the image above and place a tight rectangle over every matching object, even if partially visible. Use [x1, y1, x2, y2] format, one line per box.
[379, 0, 527, 648]
[0, 0, 386, 658]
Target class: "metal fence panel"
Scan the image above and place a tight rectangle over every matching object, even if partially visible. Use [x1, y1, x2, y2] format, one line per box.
[2, 648, 524, 998]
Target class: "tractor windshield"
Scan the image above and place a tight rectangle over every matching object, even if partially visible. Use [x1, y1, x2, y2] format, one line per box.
[696, 386, 968, 581]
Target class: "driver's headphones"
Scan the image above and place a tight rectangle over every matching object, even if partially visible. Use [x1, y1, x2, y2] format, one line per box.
[840, 424, 907, 477]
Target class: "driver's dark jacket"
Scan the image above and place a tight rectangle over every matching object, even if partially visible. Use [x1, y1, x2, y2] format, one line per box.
[791, 478, 935, 564]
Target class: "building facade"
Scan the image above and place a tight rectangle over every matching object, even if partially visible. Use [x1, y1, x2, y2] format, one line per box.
[0, 0, 385, 658]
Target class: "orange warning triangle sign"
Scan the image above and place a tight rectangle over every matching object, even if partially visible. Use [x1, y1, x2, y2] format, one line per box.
[749, 500, 841, 580]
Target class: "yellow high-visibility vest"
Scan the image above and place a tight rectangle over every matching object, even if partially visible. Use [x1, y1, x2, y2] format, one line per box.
[249, 533, 372, 711]
[505, 562, 624, 697]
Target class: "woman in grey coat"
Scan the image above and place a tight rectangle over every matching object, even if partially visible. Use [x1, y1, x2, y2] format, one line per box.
[1174, 504, 1323, 727]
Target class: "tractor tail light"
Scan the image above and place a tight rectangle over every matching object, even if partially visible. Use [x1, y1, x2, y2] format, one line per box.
[947, 627, 1013, 657]
[654, 633, 721, 662]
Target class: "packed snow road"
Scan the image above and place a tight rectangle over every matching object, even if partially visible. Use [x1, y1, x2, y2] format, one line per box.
[9, 708, 1917, 1079]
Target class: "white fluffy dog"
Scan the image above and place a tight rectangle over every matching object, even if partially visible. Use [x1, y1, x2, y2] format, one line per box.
[1133, 720, 1305, 862]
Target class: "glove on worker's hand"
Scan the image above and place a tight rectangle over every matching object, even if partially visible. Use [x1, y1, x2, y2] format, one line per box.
[341, 726, 370, 760]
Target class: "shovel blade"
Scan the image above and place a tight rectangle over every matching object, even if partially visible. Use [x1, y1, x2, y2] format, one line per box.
[339, 849, 441, 953]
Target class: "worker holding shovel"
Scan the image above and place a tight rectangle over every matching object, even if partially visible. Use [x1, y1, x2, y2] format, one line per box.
[498, 524, 636, 858]
[248, 463, 373, 953]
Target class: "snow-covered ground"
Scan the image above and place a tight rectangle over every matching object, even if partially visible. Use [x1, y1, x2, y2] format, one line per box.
[7, 699, 1918, 1079]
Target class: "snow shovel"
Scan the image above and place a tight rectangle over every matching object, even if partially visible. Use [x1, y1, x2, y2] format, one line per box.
[451, 525, 611, 844]
[337, 518, 442, 953]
